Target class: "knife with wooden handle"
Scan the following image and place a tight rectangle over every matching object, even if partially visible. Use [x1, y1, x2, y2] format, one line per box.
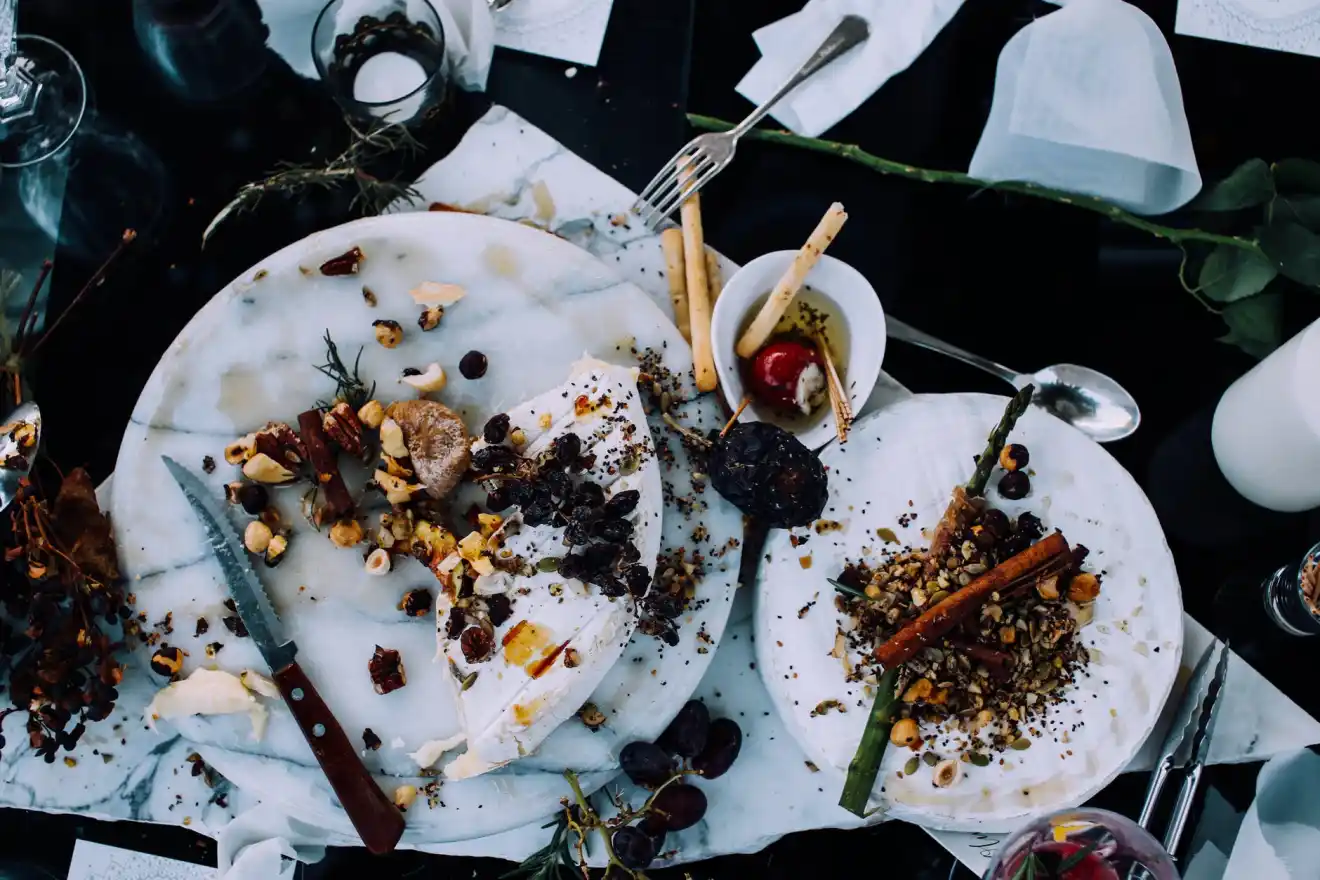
[162, 456, 405, 854]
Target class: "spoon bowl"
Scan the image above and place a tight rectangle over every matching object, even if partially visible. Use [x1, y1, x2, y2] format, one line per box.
[0, 401, 41, 512]
[1024, 364, 1140, 443]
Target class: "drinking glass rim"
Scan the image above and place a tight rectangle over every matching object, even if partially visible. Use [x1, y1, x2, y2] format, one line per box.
[0, 34, 87, 169]
[310, 0, 446, 109]
[1296, 539, 1320, 617]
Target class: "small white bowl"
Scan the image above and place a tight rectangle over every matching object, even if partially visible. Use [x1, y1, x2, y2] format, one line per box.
[711, 251, 886, 450]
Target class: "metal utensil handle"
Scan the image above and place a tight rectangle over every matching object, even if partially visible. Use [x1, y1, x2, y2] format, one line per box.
[885, 316, 1023, 385]
[1136, 755, 1174, 829]
[732, 14, 869, 138]
[1162, 762, 1203, 859]
[1, 0, 16, 75]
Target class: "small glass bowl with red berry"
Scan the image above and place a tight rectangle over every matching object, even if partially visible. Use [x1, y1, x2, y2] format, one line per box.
[711, 251, 886, 449]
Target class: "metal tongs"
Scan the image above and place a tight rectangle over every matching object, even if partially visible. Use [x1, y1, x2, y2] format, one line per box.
[1137, 640, 1230, 861]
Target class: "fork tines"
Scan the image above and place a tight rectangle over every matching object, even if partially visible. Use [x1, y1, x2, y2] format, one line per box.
[632, 143, 721, 229]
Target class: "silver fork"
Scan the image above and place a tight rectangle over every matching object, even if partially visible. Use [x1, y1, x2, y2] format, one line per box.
[632, 13, 870, 229]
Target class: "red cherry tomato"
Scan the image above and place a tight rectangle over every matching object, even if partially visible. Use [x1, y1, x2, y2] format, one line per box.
[748, 340, 822, 412]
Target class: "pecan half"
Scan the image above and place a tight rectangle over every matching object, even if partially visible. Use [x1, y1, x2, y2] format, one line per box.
[322, 402, 365, 458]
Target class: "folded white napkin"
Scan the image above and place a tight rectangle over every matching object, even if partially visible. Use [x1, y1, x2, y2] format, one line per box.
[969, 0, 1201, 215]
[736, 0, 967, 138]
[218, 803, 330, 879]
[1221, 749, 1320, 878]
[255, 0, 495, 91]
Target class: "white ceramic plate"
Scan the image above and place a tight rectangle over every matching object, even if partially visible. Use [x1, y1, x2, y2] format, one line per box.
[112, 212, 741, 843]
[755, 393, 1183, 832]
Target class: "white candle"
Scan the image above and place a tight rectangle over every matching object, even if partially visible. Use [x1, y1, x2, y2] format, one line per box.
[1212, 317, 1320, 512]
[353, 51, 428, 118]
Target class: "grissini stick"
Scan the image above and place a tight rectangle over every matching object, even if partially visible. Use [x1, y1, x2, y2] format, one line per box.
[661, 228, 690, 343]
[735, 202, 847, 359]
[682, 188, 717, 392]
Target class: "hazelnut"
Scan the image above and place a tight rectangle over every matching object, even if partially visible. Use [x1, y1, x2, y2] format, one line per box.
[265, 534, 289, 567]
[902, 678, 933, 703]
[357, 399, 385, 430]
[242, 452, 295, 484]
[224, 433, 257, 465]
[330, 519, 365, 548]
[401, 362, 447, 394]
[150, 645, 185, 677]
[365, 547, 391, 576]
[393, 784, 418, 811]
[373, 319, 404, 348]
[1068, 572, 1101, 602]
[932, 758, 960, 788]
[1035, 574, 1060, 600]
[244, 520, 274, 554]
[234, 482, 269, 515]
[998, 443, 1029, 472]
[379, 418, 408, 459]
[418, 305, 444, 331]
[890, 717, 920, 747]
[375, 470, 422, 505]
[997, 470, 1030, 500]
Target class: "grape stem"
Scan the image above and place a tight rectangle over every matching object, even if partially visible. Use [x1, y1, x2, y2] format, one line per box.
[563, 770, 642, 879]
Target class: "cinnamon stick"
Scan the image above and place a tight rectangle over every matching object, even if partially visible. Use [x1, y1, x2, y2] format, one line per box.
[875, 532, 1069, 669]
[298, 410, 354, 518]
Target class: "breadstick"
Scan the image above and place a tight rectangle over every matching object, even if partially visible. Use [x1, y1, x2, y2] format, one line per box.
[682, 190, 717, 392]
[735, 202, 847, 359]
[661, 228, 690, 342]
[705, 250, 723, 304]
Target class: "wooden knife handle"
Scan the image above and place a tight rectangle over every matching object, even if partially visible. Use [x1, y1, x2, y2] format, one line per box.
[273, 661, 405, 854]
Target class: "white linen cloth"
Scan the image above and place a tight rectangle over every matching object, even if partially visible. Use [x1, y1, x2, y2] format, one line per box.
[1220, 749, 1320, 878]
[969, 0, 1202, 215]
[735, 0, 967, 138]
[255, 0, 494, 90]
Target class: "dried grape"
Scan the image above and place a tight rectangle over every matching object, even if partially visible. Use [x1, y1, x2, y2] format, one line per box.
[658, 700, 710, 757]
[553, 432, 581, 465]
[650, 782, 707, 831]
[603, 489, 640, 517]
[482, 413, 510, 444]
[692, 718, 742, 780]
[619, 741, 673, 786]
[708, 422, 827, 528]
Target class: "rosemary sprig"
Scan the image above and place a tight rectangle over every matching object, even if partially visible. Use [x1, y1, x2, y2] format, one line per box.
[501, 812, 578, 880]
[313, 329, 374, 410]
[828, 577, 871, 602]
[202, 120, 424, 246]
[1010, 837, 1101, 880]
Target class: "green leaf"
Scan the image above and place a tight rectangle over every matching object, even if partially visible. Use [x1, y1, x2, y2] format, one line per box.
[1198, 245, 1278, 303]
[1273, 158, 1320, 194]
[1219, 293, 1284, 359]
[1274, 195, 1320, 231]
[1190, 158, 1273, 211]
[1259, 220, 1320, 286]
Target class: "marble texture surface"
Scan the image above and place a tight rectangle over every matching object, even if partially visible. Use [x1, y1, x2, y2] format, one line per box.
[2, 106, 1319, 878]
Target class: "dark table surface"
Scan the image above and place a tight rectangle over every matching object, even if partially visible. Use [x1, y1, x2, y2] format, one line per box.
[3, 0, 1320, 877]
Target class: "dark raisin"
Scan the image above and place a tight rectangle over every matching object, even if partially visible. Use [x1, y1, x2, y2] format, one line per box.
[459, 627, 494, 663]
[611, 826, 655, 870]
[997, 470, 1030, 500]
[594, 518, 634, 542]
[399, 589, 432, 618]
[486, 490, 511, 512]
[472, 445, 520, 473]
[603, 489, 640, 518]
[619, 741, 673, 786]
[581, 542, 620, 573]
[401, 366, 421, 377]
[483, 413, 511, 444]
[557, 554, 585, 581]
[650, 783, 707, 831]
[444, 607, 466, 640]
[362, 728, 382, 751]
[542, 469, 571, 497]
[459, 350, 488, 379]
[563, 520, 593, 547]
[1014, 511, 1044, 540]
[223, 615, 249, 638]
[980, 508, 1010, 538]
[236, 483, 269, 515]
[644, 592, 684, 619]
[618, 543, 642, 565]
[1070, 544, 1091, 569]
[505, 480, 534, 506]
[692, 718, 742, 780]
[595, 575, 627, 597]
[708, 421, 827, 528]
[624, 564, 651, 596]
[573, 480, 605, 509]
[194, 617, 210, 638]
[523, 499, 555, 527]
[484, 594, 513, 627]
[553, 432, 581, 465]
[658, 700, 709, 757]
[574, 453, 597, 473]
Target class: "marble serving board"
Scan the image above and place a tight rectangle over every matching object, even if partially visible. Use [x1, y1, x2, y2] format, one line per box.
[109, 209, 743, 844]
[3, 107, 1320, 880]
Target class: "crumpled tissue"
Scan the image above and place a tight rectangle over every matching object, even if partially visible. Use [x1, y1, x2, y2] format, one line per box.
[1220, 748, 1320, 878]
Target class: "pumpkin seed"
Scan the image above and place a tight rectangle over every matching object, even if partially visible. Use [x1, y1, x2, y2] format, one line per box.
[903, 757, 920, 776]
[930, 590, 950, 605]
[968, 752, 991, 767]
[537, 556, 562, 572]
[1010, 737, 1032, 750]
[460, 671, 479, 691]
[922, 751, 941, 767]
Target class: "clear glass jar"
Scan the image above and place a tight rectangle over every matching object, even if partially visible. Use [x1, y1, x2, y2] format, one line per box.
[982, 808, 1179, 880]
[1262, 540, 1320, 636]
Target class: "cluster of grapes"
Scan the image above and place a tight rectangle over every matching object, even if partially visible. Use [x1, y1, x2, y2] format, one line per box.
[610, 701, 743, 871]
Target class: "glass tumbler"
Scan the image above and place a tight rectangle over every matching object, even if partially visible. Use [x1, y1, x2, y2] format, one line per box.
[311, 0, 449, 125]
[1262, 539, 1320, 636]
[983, 808, 1179, 880]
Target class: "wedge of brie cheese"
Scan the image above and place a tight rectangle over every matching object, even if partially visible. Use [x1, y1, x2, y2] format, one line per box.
[437, 359, 662, 779]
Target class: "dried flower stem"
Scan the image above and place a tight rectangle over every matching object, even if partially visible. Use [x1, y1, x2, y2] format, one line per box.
[11, 259, 52, 355]
[27, 230, 137, 358]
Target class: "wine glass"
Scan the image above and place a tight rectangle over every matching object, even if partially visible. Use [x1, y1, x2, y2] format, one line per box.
[983, 808, 1180, 880]
[0, 31, 87, 169]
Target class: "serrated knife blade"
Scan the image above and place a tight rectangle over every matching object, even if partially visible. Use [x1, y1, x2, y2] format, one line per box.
[161, 455, 404, 853]
[162, 456, 297, 671]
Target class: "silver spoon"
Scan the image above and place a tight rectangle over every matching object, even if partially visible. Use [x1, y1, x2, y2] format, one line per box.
[0, 401, 41, 511]
[885, 318, 1140, 442]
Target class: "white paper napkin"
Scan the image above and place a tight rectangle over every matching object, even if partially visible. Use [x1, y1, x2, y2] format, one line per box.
[1221, 749, 1320, 878]
[493, 0, 616, 67]
[218, 804, 328, 880]
[736, 0, 967, 138]
[968, 0, 1201, 215]
[256, 0, 494, 91]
